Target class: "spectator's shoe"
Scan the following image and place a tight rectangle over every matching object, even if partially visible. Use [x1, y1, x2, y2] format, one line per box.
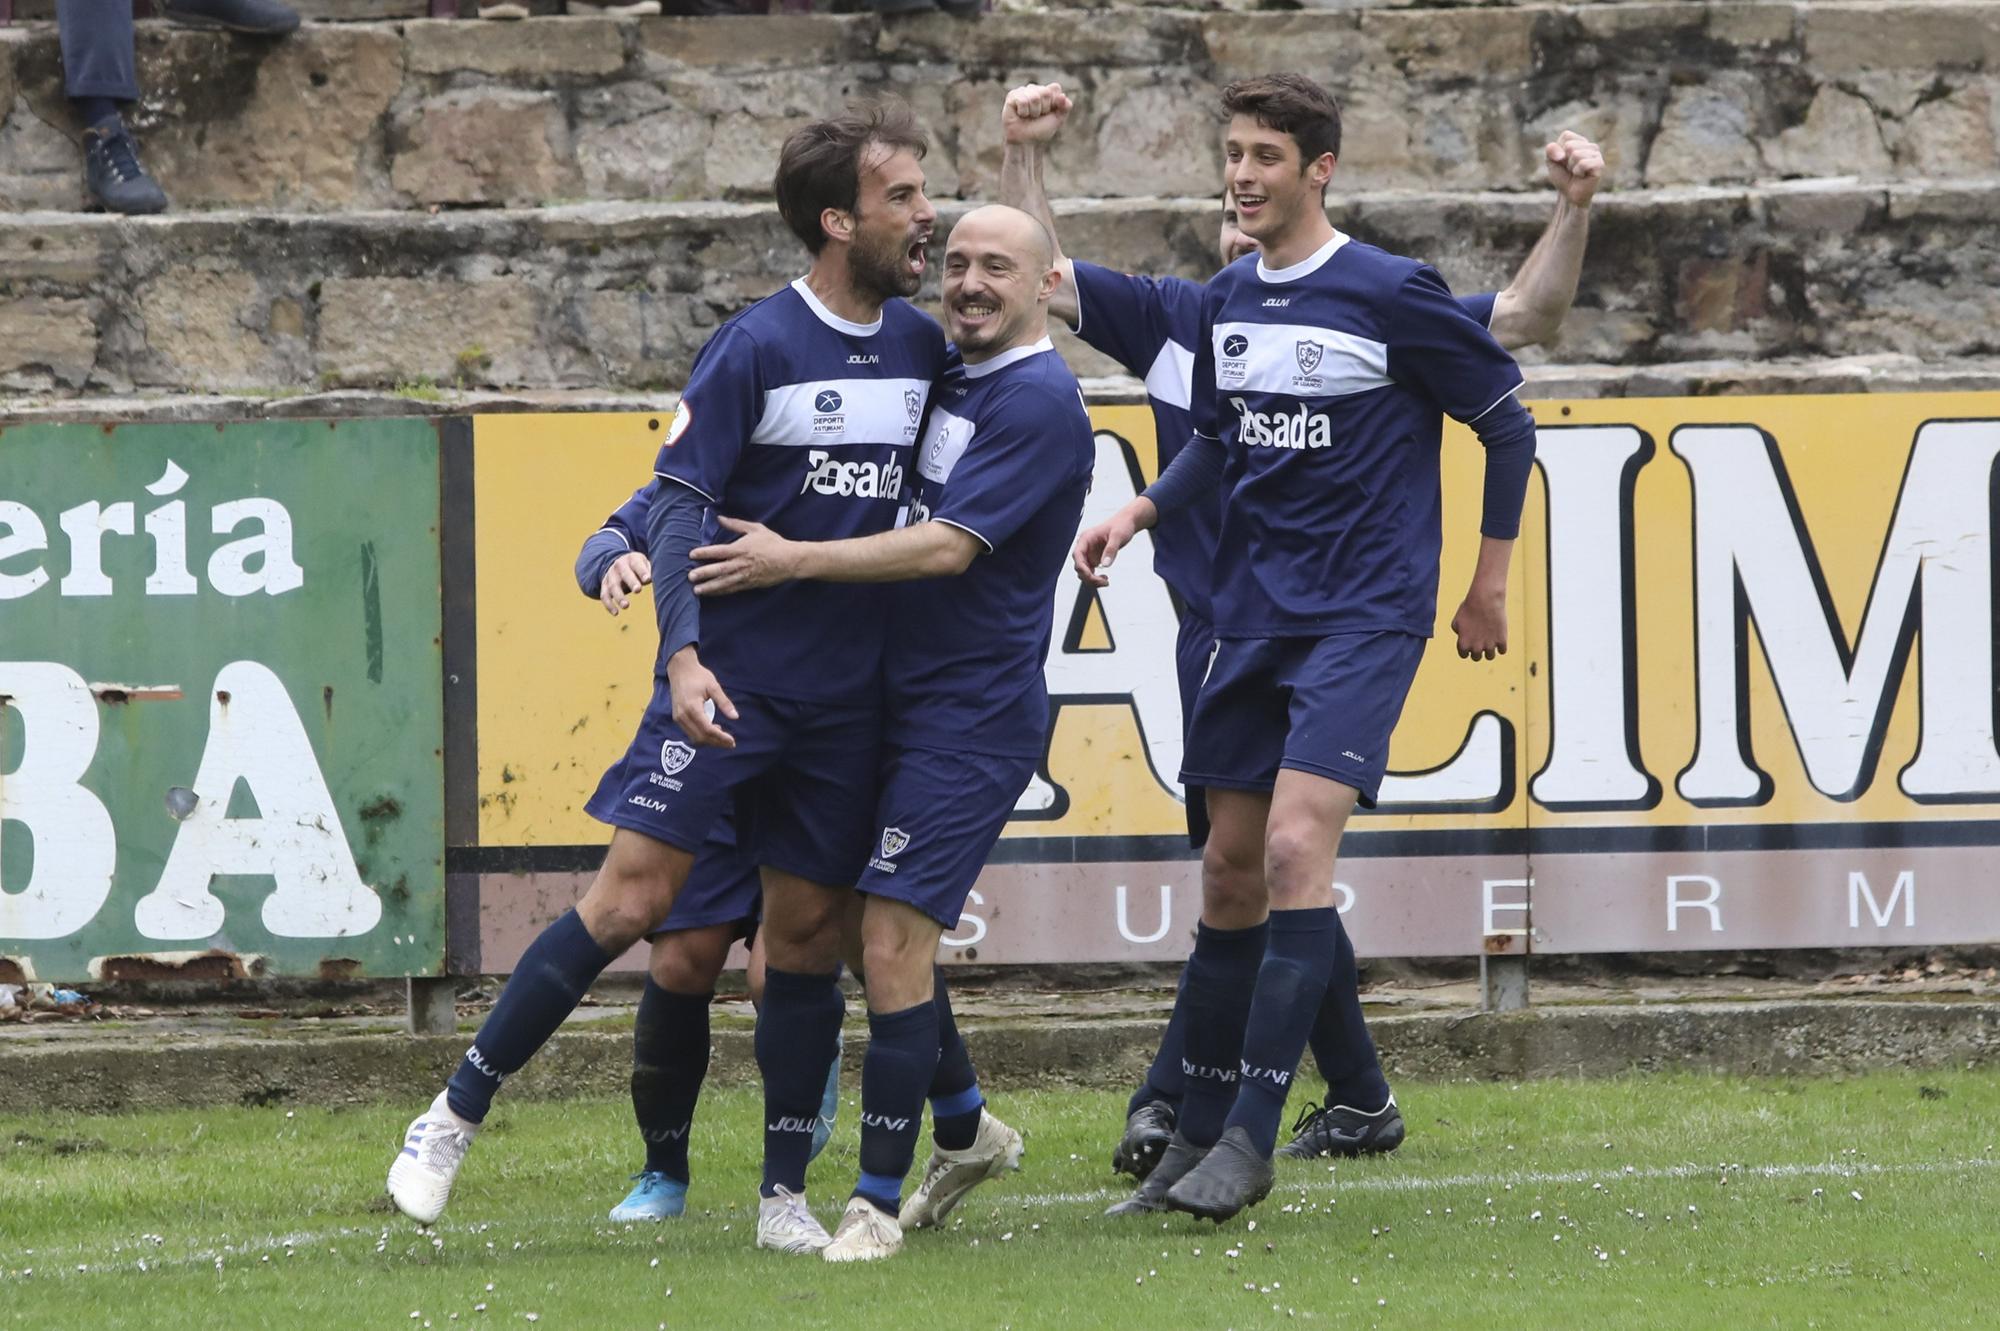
[569, 1, 665, 13]
[755, 1186, 832, 1254]
[82, 122, 167, 216]
[386, 1091, 478, 1225]
[1104, 1133, 1205, 1217]
[822, 1197, 902, 1263]
[1111, 1098, 1176, 1182]
[478, 2, 529, 16]
[608, 1171, 687, 1222]
[868, 0, 938, 13]
[1275, 1095, 1406, 1161]
[162, 0, 301, 34]
[808, 1032, 842, 1164]
[1164, 1125, 1275, 1223]
[898, 1109, 1024, 1230]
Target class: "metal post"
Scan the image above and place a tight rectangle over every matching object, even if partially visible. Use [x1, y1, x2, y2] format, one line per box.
[1480, 954, 1530, 1012]
[407, 975, 458, 1036]
[1480, 876, 1533, 1012]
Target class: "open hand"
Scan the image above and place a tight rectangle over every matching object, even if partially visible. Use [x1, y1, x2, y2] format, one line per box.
[599, 551, 652, 616]
[689, 517, 800, 597]
[665, 646, 738, 749]
[1070, 502, 1150, 587]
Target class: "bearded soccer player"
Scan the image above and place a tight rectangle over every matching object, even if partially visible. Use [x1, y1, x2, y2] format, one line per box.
[691, 205, 1096, 1261]
[1001, 83, 1602, 1178]
[388, 102, 946, 1257]
[1074, 74, 1539, 1220]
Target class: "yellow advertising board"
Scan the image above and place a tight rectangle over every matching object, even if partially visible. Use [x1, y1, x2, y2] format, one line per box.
[461, 394, 2000, 969]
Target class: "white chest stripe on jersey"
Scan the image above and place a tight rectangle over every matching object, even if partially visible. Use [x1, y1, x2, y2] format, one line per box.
[753, 377, 930, 450]
[1212, 320, 1391, 399]
[1145, 340, 1195, 411]
[916, 408, 976, 484]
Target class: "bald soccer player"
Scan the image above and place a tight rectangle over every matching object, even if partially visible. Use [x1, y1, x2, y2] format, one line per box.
[690, 206, 1096, 1261]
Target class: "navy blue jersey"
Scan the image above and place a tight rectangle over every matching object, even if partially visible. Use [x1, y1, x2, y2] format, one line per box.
[886, 340, 1096, 757]
[1069, 260, 1497, 625]
[656, 280, 947, 702]
[1187, 233, 1523, 639]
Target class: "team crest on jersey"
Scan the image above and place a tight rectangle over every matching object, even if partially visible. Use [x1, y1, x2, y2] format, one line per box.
[1295, 340, 1324, 375]
[880, 827, 910, 859]
[660, 740, 696, 776]
[665, 401, 692, 448]
[905, 388, 922, 424]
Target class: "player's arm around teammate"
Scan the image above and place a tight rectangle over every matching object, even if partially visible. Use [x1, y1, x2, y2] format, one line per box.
[693, 205, 1092, 1262]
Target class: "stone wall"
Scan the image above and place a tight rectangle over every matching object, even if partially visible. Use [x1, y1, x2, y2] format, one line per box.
[1, 5, 1995, 213]
[3, 180, 1994, 394]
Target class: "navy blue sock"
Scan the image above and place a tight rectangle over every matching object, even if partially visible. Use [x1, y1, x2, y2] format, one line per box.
[1224, 908, 1340, 1157]
[1174, 919, 1269, 1148]
[756, 966, 845, 1197]
[855, 1000, 939, 1214]
[928, 967, 984, 1151]
[633, 980, 711, 1183]
[1305, 914, 1392, 1112]
[446, 909, 613, 1124]
[1127, 963, 1191, 1117]
[75, 97, 120, 130]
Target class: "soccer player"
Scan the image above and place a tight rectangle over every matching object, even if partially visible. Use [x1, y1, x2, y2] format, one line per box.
[573, 487, 842, 1223]
[689, 204, 1096, 1260]
[387, 101, 946, 1257]
[1073, 74, 1539, 1220]
[1002, 82, 1601, 1179]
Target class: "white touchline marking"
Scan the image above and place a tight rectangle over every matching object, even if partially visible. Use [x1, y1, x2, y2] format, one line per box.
[7, 1156, 1994, 1280]
[1011, 1154, 2000, 1209]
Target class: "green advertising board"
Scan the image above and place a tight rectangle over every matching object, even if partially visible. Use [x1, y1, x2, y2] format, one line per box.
[0, 420, 445, 981]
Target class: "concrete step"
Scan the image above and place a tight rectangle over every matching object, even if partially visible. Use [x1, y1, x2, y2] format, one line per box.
[0, 181, 1991, 395]
[5, 999, 1997, 1114]
[2, 4, 1994, 212]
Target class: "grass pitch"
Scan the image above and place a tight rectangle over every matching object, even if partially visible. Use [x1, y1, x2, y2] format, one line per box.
[4, 1071, 1997, 1329]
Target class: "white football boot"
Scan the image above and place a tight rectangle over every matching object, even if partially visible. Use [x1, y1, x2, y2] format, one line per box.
[822, 1196, 903, 1263]
[898, 1108, 1025, 1229]
[755, 1185, 833, 1254]
[387, 1091, 477, 1224]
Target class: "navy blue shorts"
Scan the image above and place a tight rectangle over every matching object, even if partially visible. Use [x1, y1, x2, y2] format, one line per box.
[1174, 608, 1217, 848]
[854, 745, 1040, 930]
[647, 820, 761, 938]
[1182, 632, 1426, 805]
[586, 680, 882, 890]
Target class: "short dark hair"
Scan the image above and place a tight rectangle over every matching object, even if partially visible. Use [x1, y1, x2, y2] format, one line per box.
[1221, 74, 1342, 169]
[774, 99, 929, 255]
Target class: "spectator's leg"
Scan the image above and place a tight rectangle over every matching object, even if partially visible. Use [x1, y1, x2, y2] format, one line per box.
[58, 0, 166, 215]
[57, 0, 139, 121]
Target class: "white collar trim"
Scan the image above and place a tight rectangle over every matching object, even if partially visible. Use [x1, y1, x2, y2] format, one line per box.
[962, 336, 1055, 379]
[1256, 230, 1349, 285]
[791, 278, 884, 337]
